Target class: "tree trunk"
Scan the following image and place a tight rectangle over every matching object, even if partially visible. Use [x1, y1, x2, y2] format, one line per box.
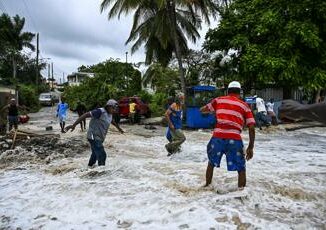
[315, 89, 321, 103]
[167, 0, 187, 98]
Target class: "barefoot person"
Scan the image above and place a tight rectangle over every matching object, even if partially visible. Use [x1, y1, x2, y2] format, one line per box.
[56, 97, 69, 133]
[165, 93, 186, 156]
[65, 99, 124, 167]
[200, 81, 256, 190]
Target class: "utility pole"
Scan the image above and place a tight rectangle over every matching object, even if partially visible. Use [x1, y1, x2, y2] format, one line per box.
[48, 63, 50, 79]
[125, 51, 128, 89]
[51, 62, 54, 91]
[35, 33, 39, 85]
[13, 56, 18, 102]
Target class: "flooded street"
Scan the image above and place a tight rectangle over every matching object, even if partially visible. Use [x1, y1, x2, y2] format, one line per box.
[0, 107, 325, 229]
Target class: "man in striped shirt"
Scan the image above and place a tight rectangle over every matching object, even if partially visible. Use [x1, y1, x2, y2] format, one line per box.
[200, 81, 256, 190]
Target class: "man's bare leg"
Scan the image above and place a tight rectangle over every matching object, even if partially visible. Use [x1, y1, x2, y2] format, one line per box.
[205, 162, 214, 186]
[238, 170, 246, 189]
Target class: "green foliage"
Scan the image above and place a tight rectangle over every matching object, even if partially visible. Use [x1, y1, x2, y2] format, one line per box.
[149, 92, 168, 116]
[0, 13, 47, 111]
[18, 84, 40, 112]
[64, 59, 142, 110]
[101, 0, 220, 99]
[138, 90, 153, 104]
[204, 0, 326, 91]
[0, 13, 40, 85]
[143, 63, 180, 94]
[100, 0, 218, 66]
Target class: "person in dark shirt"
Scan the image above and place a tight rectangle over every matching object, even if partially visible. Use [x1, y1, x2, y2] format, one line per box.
[75, 101, 87, 131]
[0, 98, 25, 131]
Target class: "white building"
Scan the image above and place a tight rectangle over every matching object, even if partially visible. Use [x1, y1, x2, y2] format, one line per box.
[67, 72, 95, 86]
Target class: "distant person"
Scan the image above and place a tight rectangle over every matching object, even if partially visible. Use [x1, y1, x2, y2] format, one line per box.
[129, 98, 137, 124]
[200, 81, 256, 190]
[65, 99, 124, 167]
[0, 98, 26, 131]
[56, 97, 69, 133]
[165, 97, 174, 110]
[255, 96, 270, 129]
[75, 101, 87, 131]
[165, 93, 186, 156]
[266, 98, 277, 125]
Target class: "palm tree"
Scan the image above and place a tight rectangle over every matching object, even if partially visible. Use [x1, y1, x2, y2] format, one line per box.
[100, 0, 218, 97]
[0, 14, 35, 52]
[0, 13, 35, 99]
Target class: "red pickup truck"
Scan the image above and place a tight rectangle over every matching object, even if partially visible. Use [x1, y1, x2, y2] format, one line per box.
[117, 96, 151, 122]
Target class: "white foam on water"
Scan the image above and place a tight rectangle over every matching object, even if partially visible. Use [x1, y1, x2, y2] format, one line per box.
[0, 126, 325, 229]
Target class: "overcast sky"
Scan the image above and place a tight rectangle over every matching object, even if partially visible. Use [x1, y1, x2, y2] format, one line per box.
[2, 0, 216, 82]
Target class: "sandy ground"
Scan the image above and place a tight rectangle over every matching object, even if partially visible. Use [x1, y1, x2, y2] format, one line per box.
[0, 107, 325, 229]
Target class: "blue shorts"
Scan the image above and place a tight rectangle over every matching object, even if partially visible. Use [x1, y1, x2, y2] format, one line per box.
[207, 137, 246, 171]
[8, 116, 18, 125]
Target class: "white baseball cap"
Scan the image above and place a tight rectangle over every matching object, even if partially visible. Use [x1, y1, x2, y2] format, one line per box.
[106, 99, 118, 106]
[228, 81, 241, 89]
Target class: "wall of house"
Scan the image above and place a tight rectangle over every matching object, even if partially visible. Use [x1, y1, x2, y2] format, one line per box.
[256, 88, 308, 101]
[256, 88, 283, 101]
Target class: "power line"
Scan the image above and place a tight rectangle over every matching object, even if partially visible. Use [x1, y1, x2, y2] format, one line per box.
[21, 0, 38, 32]
[0, 0, 8, 13]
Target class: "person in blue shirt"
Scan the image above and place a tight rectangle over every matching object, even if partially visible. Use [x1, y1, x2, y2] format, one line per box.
[56, 97, 69, 133]
[165, 93, 186, 156]
[65, 99, 124, 167]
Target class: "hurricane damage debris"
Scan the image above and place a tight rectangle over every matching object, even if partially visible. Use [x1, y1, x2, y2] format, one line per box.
[0, 129, 88, 169]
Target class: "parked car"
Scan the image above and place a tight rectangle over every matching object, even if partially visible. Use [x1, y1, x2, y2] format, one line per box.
[39, 92, 59, 106]
[117, 96, 151, 122]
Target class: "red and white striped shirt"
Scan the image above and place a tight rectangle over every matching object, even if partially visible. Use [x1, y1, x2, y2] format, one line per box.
[204, 95, 255, 140]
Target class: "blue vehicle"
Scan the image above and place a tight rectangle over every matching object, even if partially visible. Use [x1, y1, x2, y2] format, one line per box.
[186, 85, 221, 128]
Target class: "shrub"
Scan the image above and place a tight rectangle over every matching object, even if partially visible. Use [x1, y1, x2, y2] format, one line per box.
[18, 84, 40, 112]
[138, 90, 153, 103]
[149, 93, 168, 116]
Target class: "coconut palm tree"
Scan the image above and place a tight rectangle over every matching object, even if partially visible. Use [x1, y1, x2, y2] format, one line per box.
[0, 13, 35, 99]
[100, 0, 218, 96]
[0, 14, 35, 52]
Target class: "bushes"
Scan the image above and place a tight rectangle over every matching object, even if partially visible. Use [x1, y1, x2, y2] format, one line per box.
[63, 80, 119, 111]
[138, 90, 153, 104]
[149, 93, 168, 117]
[18, 84, 40, 112]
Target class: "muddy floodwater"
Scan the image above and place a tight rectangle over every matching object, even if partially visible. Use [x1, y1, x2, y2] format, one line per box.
[0, 107, 325, 229]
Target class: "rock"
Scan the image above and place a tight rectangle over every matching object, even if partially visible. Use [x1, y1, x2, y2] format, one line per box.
[179, 224, 189, 229]
[144, 124, 157, 130]
[117, 220, 132, 228]
[140, 117, 165, 126]
[45, 126, 53, 131]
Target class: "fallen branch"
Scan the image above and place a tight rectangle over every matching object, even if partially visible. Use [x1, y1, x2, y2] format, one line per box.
[285, 124, 326, 131]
